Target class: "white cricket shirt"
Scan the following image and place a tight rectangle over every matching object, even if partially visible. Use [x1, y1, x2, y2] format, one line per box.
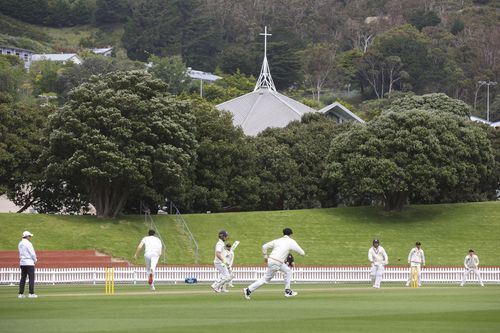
[262, 235, 305, 263]
[368, 246, 388, 265]
[464, 254, 479, 269]
[139, 236, 162, 257]
[408, 247, 425, 265]
[18, 238, 37, 266]
[214, 239, 225, 264]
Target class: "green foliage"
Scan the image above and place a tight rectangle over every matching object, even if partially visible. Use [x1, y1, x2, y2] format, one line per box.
[408, 10, 441, 31]
[123, 0, 223, 70]
[148, 55, 191, 95]
[388, 93, 471, 117]
[0, 100, 50, 204]
[29, 60, 71, 97]
[94, 0, 129, 26]
[176, 101, 259, 212]
[44, 71, 198, 218]
[450, 18, 465, 35]
[202, 70, 255, 104]
[365, 24, 437, 94]
[253, 113, 342, 210]
[325, 110, 495, 210]
[0, 55, 28, 99]
[0, 0, 94, 27]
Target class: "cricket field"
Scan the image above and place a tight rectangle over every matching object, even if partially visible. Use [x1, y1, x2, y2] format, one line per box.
[1, 283, 499, 333]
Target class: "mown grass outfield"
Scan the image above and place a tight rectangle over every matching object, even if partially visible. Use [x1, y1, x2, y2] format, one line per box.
[1, 202, 499, 265]
[1, 284, 499, 333]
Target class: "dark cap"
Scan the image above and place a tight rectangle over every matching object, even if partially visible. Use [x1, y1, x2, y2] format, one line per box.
[283, 228, 293, 236]
[218, 230, 229, 239]
[373, 239, 380, 244]
[416, 241, 421, 245]
[469, 249, 474, 253]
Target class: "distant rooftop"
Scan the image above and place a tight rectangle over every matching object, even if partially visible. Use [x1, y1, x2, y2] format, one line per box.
[187, 68, 221, 82]
[32, 53, 81, 62]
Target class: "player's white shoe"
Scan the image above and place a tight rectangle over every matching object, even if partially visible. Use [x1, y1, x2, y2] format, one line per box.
[28, 294, 38, 298]
[211, 283, 220, 293]
[18, 294, 25, 299]
[284, 289, 298, 297]
[405, 282, 410, 287]
[150, 284, 156, 291]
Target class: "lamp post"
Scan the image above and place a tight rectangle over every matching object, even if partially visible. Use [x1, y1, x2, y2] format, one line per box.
[477, 80, 497, 122]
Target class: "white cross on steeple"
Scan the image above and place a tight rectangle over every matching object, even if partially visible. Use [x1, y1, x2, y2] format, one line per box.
[260, 26, 271, 58]
[254, 26, 276, 92]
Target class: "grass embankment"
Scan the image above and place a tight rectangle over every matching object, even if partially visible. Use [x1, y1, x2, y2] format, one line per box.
[0, 202, 499, 266]
[1, 284, 499, 333]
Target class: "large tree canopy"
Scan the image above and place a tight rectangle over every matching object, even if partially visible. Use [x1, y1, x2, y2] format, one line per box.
[44, 71, 197, 218]
[325, 109, 495, 211]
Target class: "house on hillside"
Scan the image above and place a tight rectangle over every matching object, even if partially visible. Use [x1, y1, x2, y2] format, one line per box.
[32, 53, 83, 65]
[319, 102, 365, 124]
[0, 46, 33, 69]
[92, 47, 113, 57]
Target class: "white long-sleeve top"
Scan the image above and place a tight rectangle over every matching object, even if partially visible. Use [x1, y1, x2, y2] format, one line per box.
[368, 246, 388, 265]
[18, 238, 37, 266]
[214, 239, 226, 264]
[138, 236, 162, 257]
[464, 254, 479, 269]
[262, 235, 305, 264]
[408, 247, 425, 265]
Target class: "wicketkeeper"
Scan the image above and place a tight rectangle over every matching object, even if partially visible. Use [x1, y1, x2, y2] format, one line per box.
[368, 239, 388, 289]
[406, 241, 425, 287]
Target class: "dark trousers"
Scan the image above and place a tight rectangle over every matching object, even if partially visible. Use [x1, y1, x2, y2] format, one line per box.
[19, 265, 35, 294]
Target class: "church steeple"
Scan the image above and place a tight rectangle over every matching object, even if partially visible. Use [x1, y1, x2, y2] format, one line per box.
[254, 26, 276, 92]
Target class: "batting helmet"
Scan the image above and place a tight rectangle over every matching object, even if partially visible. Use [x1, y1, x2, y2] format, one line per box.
[373, 239, 380, 245]
[218, 230, 229, 239]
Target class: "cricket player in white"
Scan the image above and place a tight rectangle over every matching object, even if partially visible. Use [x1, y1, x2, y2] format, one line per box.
[368, 239, 388, 288]
[406, 241, 425, 287]
[460, 249, 484, 287]
[243, 228, 305, 299]
[134, 229, 162, 291]
[211, 230, 231, 292]
[221, 241, 239, 291]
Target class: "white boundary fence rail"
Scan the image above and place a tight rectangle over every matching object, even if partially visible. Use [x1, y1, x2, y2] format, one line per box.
[1, 266, 499, 285]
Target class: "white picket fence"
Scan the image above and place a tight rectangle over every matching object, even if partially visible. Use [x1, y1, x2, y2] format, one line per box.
[1, 266, 499, 285]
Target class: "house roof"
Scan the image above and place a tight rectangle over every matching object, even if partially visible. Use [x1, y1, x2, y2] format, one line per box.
[216, 88, 317, 136]
[318, 102, 365, 123]
[32, 53, 81, 62]
[0, 45, 33, 54]
[187, 68, 221, 82]
[92, 47, 113, 54]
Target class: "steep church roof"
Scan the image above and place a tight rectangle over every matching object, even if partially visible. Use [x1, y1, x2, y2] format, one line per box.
[216, 27, 316, 136]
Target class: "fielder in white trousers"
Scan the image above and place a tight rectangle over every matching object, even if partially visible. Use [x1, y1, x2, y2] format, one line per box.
[244, 228, 305, 299]
[460, 250, 484, 287]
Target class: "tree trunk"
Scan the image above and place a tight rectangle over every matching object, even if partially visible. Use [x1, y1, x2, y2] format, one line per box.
[383, 192, 407, 211]
[88, 181, 129, 218]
